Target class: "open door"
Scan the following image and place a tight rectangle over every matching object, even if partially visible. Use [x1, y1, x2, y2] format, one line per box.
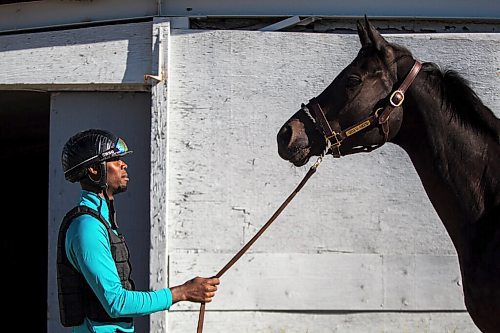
[0, 90, 50, 332]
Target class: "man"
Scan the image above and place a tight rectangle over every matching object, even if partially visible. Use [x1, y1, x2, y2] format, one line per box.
[57, 128, 219, 332]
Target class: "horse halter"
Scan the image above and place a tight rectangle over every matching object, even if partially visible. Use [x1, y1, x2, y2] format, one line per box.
[301, 59, 422, 158]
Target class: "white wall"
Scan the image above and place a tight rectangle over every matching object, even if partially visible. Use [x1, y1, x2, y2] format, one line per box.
[164, 28, 498, 332]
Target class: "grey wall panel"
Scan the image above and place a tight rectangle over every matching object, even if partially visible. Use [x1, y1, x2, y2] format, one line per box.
[167, 29, 499, 255]
[0, 22, 152, 88]
[47, 91, 151, 332]
[165, 29, 498, 332]
[170, 253, 466, 311]
[171, 311, 480, 333]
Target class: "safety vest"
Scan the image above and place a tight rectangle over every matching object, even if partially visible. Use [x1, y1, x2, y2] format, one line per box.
[56, 206, 135, 327]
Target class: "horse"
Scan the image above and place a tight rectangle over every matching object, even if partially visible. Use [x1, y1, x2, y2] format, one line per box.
[276, 16, 500, 333]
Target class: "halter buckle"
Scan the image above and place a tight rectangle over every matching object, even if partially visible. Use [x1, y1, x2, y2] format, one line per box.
[325, 132, 342, 157]
[326, 132, 341, 147]
[390, 90, 405, 107]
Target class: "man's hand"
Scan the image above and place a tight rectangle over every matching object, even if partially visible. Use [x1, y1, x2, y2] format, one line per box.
[170, 276, 220, 304]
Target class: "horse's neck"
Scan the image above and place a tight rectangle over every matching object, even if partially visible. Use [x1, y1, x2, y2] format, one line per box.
[393, 82, 499, 251]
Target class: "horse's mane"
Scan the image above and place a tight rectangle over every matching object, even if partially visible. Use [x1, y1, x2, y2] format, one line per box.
[423, 63, 500, 139]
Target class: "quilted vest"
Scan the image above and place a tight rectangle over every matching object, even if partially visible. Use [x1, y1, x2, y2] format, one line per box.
[56, 206, 135, 327]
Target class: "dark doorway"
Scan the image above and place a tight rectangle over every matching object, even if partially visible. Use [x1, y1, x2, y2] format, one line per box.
[0, 90, 50, 332]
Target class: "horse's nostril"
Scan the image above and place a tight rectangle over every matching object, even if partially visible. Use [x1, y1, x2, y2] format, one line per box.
[277, 124, 292, 146]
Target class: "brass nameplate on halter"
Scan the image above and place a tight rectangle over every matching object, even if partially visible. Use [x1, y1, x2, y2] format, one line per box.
[345, 119, 371, 137]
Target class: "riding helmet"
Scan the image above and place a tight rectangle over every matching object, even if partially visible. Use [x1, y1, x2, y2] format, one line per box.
[61, 129, 132, 185]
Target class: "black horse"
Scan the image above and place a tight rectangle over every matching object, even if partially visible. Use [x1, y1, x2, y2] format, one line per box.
[277, 16, 499, 333]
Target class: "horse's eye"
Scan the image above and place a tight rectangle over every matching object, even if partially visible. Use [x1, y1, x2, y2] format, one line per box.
[346, 75, 362, 88]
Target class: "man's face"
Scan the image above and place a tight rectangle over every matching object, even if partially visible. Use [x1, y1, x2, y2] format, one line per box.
[106, 158, 129, 195]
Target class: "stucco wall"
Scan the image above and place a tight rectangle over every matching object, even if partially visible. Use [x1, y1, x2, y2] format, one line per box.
[165, 29, 498, 332]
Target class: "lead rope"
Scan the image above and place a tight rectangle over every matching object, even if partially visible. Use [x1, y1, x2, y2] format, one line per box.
[196, 151, 329, 333]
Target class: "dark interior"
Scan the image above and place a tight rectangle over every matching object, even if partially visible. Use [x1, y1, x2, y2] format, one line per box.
[0, 90, 49, 332]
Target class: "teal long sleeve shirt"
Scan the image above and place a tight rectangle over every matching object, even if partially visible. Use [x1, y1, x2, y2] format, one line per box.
[65, 190, 172, 333]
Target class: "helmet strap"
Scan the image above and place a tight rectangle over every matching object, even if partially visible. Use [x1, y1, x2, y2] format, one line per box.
[97, 161, 107, 189]
[84, 162, 118, 230]
[103, 188, 118, 230]
[84, 161, 107, 190]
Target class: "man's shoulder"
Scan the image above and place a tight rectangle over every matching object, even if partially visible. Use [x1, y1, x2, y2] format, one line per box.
[67, 209, 108, 238]
[65, 206, 107, 225]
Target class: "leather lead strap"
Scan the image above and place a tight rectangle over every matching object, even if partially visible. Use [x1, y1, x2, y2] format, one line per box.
[198, 60, 423, 332]
[196, 165, 318, 333]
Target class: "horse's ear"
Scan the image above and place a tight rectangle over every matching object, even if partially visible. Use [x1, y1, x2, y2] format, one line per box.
[363, 15, 389, 51]
[357, 17, 371, 47]
[359, 15, 395, 63]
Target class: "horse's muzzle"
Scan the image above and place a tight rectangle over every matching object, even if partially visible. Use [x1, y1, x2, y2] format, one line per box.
[277, 121, 311, 166]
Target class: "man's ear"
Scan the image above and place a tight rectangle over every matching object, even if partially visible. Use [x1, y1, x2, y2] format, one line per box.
[87, 165, 100, 181]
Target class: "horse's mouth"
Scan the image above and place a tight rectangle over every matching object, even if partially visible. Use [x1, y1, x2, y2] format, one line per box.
[285, 147, 311, 167]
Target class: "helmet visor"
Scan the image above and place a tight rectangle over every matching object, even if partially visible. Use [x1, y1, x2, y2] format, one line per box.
[115, 138, 130, 156]
[99, 137, 133, 160]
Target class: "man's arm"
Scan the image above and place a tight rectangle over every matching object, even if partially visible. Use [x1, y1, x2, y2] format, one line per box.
[66, 216, 171, 317]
